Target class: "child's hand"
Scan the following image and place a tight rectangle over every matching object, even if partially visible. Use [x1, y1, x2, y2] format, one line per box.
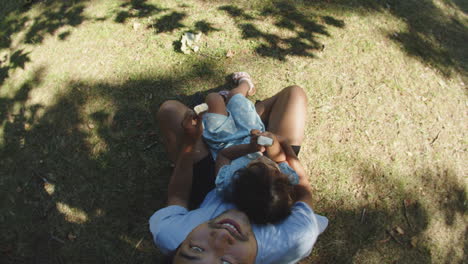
[261, 131, 287, 163]
[250, 130, 287, 163]
[181, 110, 203, 145]
[249, 129, 266, 153]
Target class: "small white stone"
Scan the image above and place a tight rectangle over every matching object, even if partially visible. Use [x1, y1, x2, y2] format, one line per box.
[257, 136, 273, 146]
[133, 22, 142, 31]
[194, 103, 208, 115]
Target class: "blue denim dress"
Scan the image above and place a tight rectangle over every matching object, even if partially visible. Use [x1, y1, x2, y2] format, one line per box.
[202, 93, 265, 160]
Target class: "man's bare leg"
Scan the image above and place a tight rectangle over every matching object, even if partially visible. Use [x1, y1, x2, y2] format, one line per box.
[157, 100, 209, 163]
[255, 85, 308, 146]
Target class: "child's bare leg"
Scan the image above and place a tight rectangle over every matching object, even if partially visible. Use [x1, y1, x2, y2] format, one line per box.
[205, 93, 228, 116]
[228, 80, 251, 98]
[227, 72, 256, 101]
[255, 85, 307, 146]
[156, 100, 209, 163]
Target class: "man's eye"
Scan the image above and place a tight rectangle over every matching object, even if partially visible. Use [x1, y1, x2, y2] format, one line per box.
[190, 246, 203, 252]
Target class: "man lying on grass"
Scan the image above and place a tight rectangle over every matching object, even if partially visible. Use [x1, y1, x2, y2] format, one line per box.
[150, 81, 328, 264]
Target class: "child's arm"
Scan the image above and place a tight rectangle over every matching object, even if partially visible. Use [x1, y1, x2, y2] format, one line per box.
[215, 130, 267, 174]
[215, 143, 260, 174]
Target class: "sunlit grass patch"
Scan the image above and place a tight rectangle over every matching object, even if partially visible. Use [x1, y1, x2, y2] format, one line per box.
[56, 202, 89, 224]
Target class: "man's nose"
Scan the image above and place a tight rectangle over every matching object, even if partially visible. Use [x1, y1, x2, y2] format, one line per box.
[212, 229, 235, 248]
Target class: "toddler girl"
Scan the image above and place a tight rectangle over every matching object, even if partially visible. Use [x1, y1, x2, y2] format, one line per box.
[199, 72, 300, 224]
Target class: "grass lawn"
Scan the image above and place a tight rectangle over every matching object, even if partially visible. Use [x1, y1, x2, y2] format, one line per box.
[1, 0, 467, 263]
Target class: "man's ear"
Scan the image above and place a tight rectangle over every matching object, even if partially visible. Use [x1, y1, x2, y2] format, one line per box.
[165, 244, 181, 264]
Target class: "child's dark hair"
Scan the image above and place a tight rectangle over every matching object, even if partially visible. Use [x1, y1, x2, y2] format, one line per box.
[231, 162, 294, 224]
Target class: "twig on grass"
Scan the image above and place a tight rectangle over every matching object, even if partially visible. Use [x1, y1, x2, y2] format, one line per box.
[33, 170, 49, 183]
[50, 234, 65, 244]
[386, 229, 404, 246]
[378, 237, 391, 243]
[351, 91, 360, 99]
[430, 131, 441, 145]
[403, 200, 413, 230]
[360, 208, 366, 223]
[143, 141, 158, 151]
[198, 52, 218, 60]
[135, 237, 143, 249]
[131, 237, 144, 258]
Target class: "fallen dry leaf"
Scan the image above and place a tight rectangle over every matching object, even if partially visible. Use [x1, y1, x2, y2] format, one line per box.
[395, 226, 405, 235]
[133, 22, 142, 31]
[44, 182, 55, 195]
[68, 232, 77, 241]
[404, 199, 412, 206]
[226, 50, 235, 58]
[410, 236, 418, 247]
[0, 244, 14, 253]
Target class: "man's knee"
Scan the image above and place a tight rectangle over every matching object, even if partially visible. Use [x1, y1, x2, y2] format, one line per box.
[285, 85, 307, 103]
[157, 100, 182, 121]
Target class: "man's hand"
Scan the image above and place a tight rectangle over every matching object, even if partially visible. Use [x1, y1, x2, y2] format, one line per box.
[270, 135, 313, 207]
[181, 110, 203, 146]
[275, 135, 300, 160]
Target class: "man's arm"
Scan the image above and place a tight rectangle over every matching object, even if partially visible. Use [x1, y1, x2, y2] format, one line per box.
[167, 111, 202, 208]
[167, 144, 195, 208]
[278, 137, 314, 208]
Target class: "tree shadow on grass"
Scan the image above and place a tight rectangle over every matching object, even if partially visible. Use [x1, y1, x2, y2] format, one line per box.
[0, 0, 91, 87]
[114, 0, 165, 24]
[153, 11, 187, 33]
[1, 57, 466, 262]
[385, 0, 468, 77]
[219, 1, 345, 61]
[0, 49, 31, 87]
[23, 3, 85, 45]
[447, 0, 468, 14]
[0, 58, 235, 263]
[112, 0, 218, 36]
[194, 20, 220, 35]
[0, 0, 216, 87]
[217, 0, 467, 76]
[0, 66, 44, 125]
[314, 0, 468, 77]
[314, 162, 467, 263]
[1, 0, 92, 47]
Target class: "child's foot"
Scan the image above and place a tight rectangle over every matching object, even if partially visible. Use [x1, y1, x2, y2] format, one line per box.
[232, 72, 256, 96]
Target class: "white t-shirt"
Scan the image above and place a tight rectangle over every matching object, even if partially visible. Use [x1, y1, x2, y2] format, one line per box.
[149, 190, 328, 264]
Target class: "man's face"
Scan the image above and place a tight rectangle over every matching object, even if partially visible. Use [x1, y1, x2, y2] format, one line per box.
[173, 209, 258, 264]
